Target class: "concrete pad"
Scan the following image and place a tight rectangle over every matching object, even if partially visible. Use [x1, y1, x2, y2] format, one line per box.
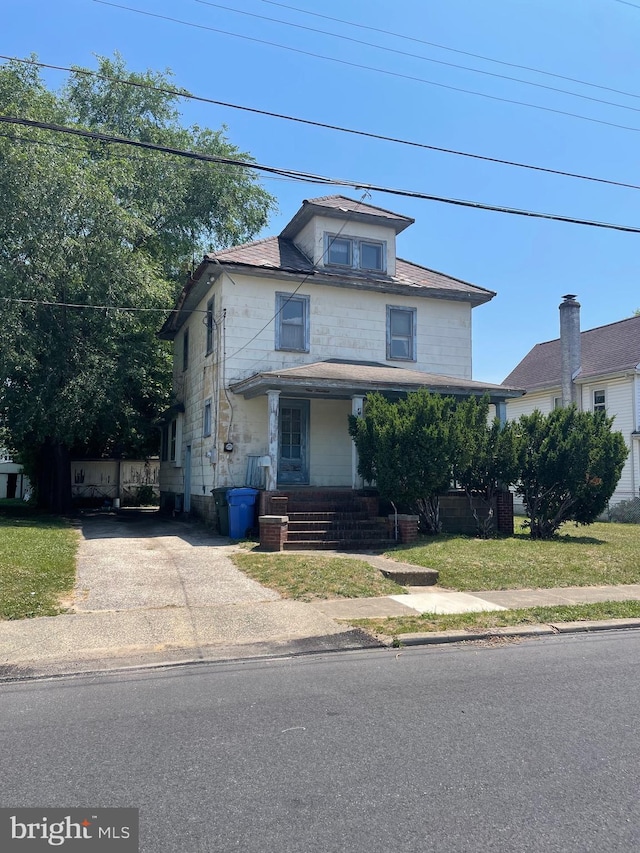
[390, 591, 508, 615]
[312, 597, 417, 619]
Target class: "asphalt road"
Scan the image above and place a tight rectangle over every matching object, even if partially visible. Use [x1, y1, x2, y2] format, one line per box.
[2, 632, 639, 852]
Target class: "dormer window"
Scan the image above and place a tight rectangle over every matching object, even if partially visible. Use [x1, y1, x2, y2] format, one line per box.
[325, 234, 386, 273]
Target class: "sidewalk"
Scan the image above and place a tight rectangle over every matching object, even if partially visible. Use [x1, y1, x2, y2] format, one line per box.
[313, 582, 640, 619]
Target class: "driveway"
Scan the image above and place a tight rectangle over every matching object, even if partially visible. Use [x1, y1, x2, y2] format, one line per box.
[0, 512, 373, 679]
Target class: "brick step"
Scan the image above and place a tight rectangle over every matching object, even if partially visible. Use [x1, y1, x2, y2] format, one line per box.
[283, 538, 397, 551]
[286, 503, 364, 514]
[286, 528, 391, 542]
[287, 521, 389, 533]
[287, 512, 370, 524]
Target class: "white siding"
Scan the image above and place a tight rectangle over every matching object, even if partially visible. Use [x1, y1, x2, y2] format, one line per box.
[221, 272, 472, 383]
[506, 376, 638, 507]
[309, 399, 352, 487]
[295, 214, 398, 276]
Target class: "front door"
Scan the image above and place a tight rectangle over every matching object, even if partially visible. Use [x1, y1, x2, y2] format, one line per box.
[278, 399, 309, 485]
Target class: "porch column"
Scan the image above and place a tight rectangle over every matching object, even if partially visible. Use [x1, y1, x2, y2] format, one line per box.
[496, 400, 507, 427]
[351, 395, 364, 490]
[266, 389, 280, 491]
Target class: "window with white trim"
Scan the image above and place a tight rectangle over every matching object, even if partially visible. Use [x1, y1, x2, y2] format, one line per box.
[553, 396, 562, 409]
[203, 399, 212, 437]
[275, 292, 310, 352]
[325, 234, 386, 273]
[387, 305, 417, 361]
[593, 389, 606, 413]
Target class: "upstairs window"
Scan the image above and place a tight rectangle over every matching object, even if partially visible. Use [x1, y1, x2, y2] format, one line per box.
[206, 297, 215, 355]
[327, 237, 352, 267]
[275, 292, 310, 352]
[593, 389, 606, 413]
[325, 234, 386, 273]
[387, 306, 417, 361]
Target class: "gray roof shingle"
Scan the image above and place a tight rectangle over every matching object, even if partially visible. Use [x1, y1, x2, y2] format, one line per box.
[503, 314, 640, 390]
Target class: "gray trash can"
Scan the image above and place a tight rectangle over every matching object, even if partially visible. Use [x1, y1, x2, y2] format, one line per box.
[211, 487, 230, 536]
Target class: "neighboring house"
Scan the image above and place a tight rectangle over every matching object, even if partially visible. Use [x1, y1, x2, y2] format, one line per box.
[0, 448, 30, 500]
[503, 296, 640, 509]
[158, 195, 521, 540]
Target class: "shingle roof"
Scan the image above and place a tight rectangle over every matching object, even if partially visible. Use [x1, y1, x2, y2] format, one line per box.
[205, 237, 493, 301]
[279, 194, 414, 238]
[230, 359, 522, 400]
[210, 236, 313, 272]
[301, 194, 414, 225]
[503, 314, 640, 390]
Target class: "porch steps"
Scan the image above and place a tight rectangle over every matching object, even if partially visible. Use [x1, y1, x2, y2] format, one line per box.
[279, 490, 395, 551]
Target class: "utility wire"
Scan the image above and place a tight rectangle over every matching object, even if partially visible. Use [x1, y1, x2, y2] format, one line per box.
[93, 1, 640, 135]
[192, 0, 640, 116]
[5, 54, 640, 192]
[3, 115, 640, 234]
[262, 0, 640, 102]
[0, 297, 199, 314]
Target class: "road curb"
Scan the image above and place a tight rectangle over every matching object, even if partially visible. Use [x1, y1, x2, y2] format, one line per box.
[395, 618, 640, 646]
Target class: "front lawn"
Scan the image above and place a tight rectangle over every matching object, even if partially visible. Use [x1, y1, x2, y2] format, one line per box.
[387, 522, 640, 590]
[231, 552, 405, 601]
[0, 507, 78, 619]
[350, 600, 640, 639]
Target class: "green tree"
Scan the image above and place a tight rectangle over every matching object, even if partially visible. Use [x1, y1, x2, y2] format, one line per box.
[452, 395, 519, 537]
[0, 56, 275, 511]
[513, 407, 628, 539]
[348, 390, 457, 533]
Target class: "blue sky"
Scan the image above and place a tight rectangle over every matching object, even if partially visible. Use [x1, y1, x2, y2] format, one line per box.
[5, 0, 640, 382]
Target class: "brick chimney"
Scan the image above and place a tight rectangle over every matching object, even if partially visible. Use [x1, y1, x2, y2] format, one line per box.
[559, 294, 581, 407]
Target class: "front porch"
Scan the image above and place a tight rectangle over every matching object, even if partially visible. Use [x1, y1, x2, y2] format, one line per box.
[257, 487, 417, 551]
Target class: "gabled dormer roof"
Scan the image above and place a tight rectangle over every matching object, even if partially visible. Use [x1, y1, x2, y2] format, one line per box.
[279, 195, 414, 239]
[503, 314, 640, 390]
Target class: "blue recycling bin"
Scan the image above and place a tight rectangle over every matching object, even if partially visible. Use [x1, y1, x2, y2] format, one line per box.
[226, 487, 259, 539]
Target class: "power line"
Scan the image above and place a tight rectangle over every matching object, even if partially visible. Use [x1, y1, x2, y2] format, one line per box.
[613, 0, 640, 8]
[5, 54, 640, 192]
[0, 297, 197, 314]
[93, 1, 640, 135]
[192, 0, 640, 116]
[3, 115, 640, 234]
[262, 0, 640, 102]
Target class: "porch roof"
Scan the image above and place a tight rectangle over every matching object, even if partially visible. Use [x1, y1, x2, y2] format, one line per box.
[229, 359, 523, 402]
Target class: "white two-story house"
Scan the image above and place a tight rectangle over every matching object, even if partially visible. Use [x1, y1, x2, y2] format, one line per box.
[158, 195, 521, 534]
[503, 296, 640, 511]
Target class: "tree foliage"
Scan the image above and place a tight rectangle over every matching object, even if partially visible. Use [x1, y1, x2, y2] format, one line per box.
[0, 56, 275, 510]
[513, 407, 628, 539]
[348, 390, 458, 533]
[452, 396, 519, 536]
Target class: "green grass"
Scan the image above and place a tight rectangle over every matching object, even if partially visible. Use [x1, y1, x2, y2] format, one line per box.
[350, 600, 640, 638]
[231, 552, 405, 601]
[386, 522, 640, 590]
[0, 509, 78, 619]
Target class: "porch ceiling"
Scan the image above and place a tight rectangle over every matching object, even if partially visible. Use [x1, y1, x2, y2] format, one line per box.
[229, 359, 523, 402]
